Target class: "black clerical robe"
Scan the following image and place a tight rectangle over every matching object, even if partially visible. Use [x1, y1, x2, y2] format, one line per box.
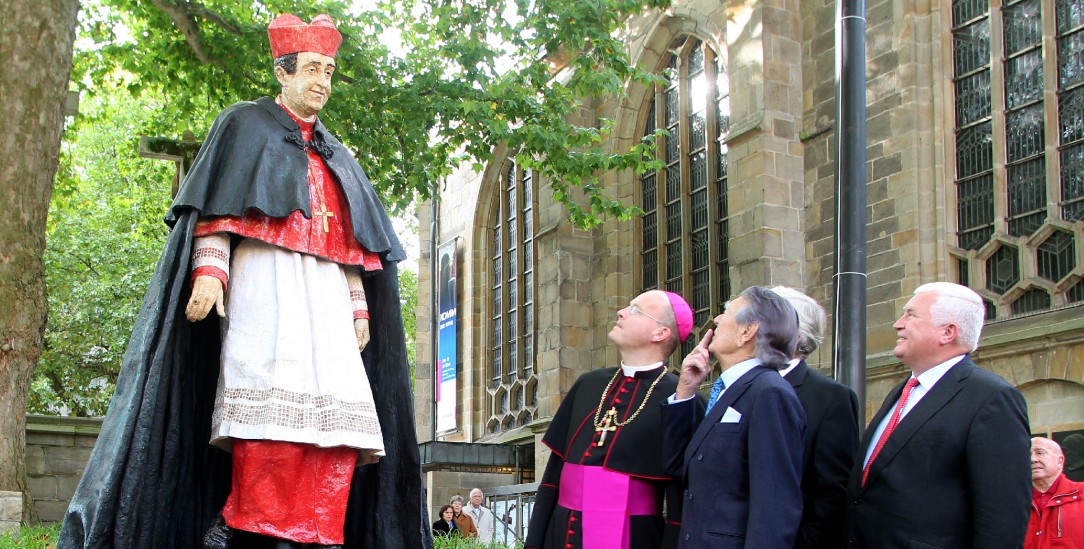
[526, 365, 688, 549]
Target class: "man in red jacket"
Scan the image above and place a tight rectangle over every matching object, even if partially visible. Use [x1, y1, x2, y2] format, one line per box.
[1027, 436, 1084, 549]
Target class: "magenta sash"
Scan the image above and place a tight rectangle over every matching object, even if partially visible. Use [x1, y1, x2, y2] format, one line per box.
[557, 463, 662, 549]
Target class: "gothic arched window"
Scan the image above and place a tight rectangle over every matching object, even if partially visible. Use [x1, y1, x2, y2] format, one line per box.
[640, 36, 731, 354]
[487, 161, 537, 433]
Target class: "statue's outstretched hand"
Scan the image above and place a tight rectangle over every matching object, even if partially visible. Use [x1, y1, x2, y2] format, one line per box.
[185, 275, 225, 322]
[355, 317, 370, 352]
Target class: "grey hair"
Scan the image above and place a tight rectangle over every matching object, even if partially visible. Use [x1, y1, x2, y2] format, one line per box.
[450, 495, 464, 504]
[770, 286, 825, 358]
[469, 488, 483, 497]
[914, 282, 984, 352]
[734, 286, 799, 370]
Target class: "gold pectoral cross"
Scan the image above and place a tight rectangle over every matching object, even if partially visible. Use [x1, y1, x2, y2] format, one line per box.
[595, 408, 618, 447]
[314, 206, 334, 233]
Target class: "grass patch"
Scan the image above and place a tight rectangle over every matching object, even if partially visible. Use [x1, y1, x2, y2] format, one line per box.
[0, 523, 59, 549]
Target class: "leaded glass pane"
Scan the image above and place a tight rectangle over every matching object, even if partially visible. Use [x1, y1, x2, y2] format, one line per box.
[1057, 0, 1084, 34]
[1057, 30, 1084, 88]
[958, 173, 995, 249]
[954, 0, 989, 26]
[692, 229, 708, 270]
[959, 257, 971, 285]
[689, 41, 704, 73]
[642, 172, 657, 212]
[1004, 50, 1044, 109]
[1068, 279, 1084, 303]
[1004, 0, 1043, 56]
[690, 152, 707, 191]
[717, 96, 731, 136]
[1006, 103, 1046, 161]
[642, 249, 657, 289]
[1006, 157, 1047, 237]
[956, 121, 994, 178]
[691, 187, 708, 230]
[1012, 288, 1051, 315]
[1062, 143, 1084, 220]
[666, 243, 683, 286]
[1061, 87, 1084, 144]
[667, 202, 682, 239]
[665, 87, 679, 126]
[692, 268, 709, 318]
[643, 211, 657, 249]
[984, 299, 997, 320]
[524, 268, 533, 302]
[954, 19, 991, 76]
[956, 71, 992, 126]
[986, 245, 1021, 294]
[689, 111, 706, 150]
[666, 164, 681, 200]
[665, 133, 680, 163]
[1037, 230, 1077, 281]
[718, 144, 729, 178]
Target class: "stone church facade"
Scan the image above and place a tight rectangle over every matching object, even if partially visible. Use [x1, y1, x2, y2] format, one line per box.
[412, 0, 1084, 523]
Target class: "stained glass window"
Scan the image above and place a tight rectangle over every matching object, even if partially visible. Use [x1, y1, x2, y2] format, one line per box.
[951, 0, 1084, 316]
[488, 162, 537, 433]
[640, 37, 730, 357]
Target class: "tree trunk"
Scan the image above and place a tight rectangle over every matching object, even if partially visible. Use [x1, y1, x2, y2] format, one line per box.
[0, 0, 80, 523]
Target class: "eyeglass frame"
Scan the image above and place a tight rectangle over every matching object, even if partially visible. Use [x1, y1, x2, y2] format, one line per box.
[628, 305, 665, 325]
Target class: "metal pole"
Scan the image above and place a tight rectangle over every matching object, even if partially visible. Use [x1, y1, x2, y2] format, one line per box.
[430, 186, 441, 441]
[833, 0, 868, 428]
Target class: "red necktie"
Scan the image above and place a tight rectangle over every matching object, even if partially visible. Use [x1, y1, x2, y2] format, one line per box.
[861, 377, 920, 486]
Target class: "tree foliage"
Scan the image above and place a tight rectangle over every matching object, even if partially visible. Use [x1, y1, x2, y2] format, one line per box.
[75, 0, 669, 225]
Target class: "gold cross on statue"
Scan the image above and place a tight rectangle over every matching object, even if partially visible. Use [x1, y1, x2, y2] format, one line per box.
[314, 206, 334, 233]
[595, 408, 619, 447]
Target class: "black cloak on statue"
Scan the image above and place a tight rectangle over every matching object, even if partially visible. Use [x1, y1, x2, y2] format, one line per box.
[59, 97, 433, 549]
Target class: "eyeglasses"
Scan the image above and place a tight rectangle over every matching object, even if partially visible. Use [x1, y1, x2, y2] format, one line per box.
[629, 305, 665, 325]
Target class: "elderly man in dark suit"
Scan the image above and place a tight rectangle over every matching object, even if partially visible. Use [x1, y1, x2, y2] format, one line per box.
[846, 282, 1031, 548]
[661, 286, 805, 548]
[771, 287, 859, 549]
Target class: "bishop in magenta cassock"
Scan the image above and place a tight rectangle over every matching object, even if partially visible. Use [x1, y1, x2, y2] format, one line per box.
[526, 290, 699, 549]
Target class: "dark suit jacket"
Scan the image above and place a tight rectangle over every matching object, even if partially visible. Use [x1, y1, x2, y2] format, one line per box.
[845, 356, 1031, 549]
[432, 519, 459, 537]
[661, 365, 805, 549]
[785, 361, 860, 549]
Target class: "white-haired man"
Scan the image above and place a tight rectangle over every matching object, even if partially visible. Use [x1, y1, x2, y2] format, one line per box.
[846, 282, 1031, 548]
[467, 488, 496, 543]
[771, 287, 859, 549]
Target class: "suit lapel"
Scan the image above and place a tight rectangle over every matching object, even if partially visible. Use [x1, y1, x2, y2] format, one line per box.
[861, 359, 974, 490]
[685, 367, 766, 462]
[783, 360, 809, 391]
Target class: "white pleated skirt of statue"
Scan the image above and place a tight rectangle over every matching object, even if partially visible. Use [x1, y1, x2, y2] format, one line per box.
[209, 238, 384, 453]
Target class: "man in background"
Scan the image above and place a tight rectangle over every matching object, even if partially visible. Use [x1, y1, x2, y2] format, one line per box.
[1026, 437, 1083, 548]
[467, 488, 496, 543]
[771, 287, 859, 549]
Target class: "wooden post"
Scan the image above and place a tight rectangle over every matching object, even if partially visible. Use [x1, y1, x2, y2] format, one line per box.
[138, 131, 202, 197]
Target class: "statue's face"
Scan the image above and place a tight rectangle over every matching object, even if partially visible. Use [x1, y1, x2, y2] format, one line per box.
[276, 51, 335, 118]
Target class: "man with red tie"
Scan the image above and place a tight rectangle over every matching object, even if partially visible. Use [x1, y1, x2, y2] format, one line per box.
[846, 282, 1030, 548]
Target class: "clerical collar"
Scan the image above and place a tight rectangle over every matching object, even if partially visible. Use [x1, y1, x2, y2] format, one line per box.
[275, 96, 317, 125]
[621, 361, 664, 378]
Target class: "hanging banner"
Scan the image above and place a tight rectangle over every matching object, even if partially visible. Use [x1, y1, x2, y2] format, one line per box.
[436, 239, 458, 433]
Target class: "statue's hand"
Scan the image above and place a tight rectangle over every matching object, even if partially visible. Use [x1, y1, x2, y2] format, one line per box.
[355, 317, 370, 352]
[185, 275, 225, 322]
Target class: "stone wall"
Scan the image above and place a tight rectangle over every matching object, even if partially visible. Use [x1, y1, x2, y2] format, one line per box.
[0, 491, 21, 534]
[24, 414, 101, 524]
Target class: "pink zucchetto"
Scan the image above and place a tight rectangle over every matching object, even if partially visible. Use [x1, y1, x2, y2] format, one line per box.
[268, 14, 342, 59]
[663, 291, 694, 342]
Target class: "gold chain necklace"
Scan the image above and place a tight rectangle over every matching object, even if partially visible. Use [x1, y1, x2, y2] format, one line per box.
[591, 366, 668, 447]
